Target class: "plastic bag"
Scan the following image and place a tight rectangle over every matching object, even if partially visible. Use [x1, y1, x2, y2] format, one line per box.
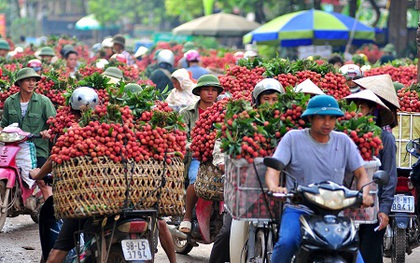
[16, 141, 37, 188]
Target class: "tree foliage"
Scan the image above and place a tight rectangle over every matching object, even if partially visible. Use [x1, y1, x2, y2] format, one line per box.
[88, 0, 121, 25]
[88, 0, 167, 26]
[165, 0, 202, 22]
[164, 0, 300, 24]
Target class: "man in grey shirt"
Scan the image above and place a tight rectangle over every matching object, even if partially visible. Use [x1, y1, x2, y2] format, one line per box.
[266, 94, 373, 263]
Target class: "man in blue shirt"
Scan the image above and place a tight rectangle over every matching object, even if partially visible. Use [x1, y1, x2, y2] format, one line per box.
[266, 95, 373, 263]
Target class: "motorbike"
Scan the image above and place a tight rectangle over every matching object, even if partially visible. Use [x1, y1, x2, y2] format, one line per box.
[230, 218, 277, 263]
[384, 138, 420, 263]
[263, 157, 390, 262]
[39, 195, 159, 263]
[168, 198, 224, 254]
[39, 153, 176, 263]
[228, 157, 279, 263]
[0, 125, 43, 231]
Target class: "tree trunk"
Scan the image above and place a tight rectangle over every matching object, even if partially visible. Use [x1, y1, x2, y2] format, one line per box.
[368, 0, 381, 27]
[254, 0, 266, 24]
[388, 0, 408, 55]
[349, 0, 357, 17]
[14, 0, 21, 18]
[313, 0, 321, 10]
[80, 0, 87, 16]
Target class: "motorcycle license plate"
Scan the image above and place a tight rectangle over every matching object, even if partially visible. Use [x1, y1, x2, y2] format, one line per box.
[391, 195, 415, 213]
[121, 239, 152, 261]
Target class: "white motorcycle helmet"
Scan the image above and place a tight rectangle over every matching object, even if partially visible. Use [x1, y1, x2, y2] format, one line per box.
[339, 64, 363, 93]
[244, 50, 258, 59]
[157, 49, 175, 67]
[95, 58, 109, 69]
[252, 78, 285, 106]
[70, 87, 99, 110]
[339, 64, 363, 80]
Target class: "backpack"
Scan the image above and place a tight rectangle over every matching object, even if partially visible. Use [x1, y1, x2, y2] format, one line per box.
[410, 158, 420, 187]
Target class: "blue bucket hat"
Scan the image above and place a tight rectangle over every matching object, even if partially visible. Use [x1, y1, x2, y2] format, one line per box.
[301, 94, 344, 118]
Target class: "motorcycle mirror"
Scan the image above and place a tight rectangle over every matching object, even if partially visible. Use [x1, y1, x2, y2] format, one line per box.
[372, 170, 390, 186]
[360, 170, 390, 191]
[263, 157, 285, 171]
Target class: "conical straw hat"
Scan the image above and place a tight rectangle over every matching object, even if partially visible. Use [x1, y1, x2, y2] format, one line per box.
[294, 79, 325, 95]
[353, 74, 400, 109]
[344, 89, 395, 127]
[344, 89, 389, 110]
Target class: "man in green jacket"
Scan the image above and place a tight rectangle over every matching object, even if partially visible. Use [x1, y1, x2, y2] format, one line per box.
[179, 74, 223, 233]
[1, 67, 56, 198]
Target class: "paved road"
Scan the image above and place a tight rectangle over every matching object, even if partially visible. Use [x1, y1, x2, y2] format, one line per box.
[0, 215, 210, 263]
[0, 215, 419, 263]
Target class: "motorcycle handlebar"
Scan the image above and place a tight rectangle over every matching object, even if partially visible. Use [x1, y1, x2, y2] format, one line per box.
[267, 192, 294, 198]
[28, 134, 42, 140]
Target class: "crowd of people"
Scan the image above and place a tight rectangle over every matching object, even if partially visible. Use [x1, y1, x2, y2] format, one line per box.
[0, 32, 404, 263]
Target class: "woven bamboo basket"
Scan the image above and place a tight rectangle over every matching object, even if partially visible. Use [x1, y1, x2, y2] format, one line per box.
[53, 156, 184, 219]
[194, 161, 224, 201]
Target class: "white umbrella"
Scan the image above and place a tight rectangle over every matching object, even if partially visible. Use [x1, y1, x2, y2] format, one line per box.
[172, 13, 260, 37]
[75, 14, 102, 31]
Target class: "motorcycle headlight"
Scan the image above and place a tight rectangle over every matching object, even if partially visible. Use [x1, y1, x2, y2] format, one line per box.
[304, 189, 357, 210]
[0, 132, 26, 143]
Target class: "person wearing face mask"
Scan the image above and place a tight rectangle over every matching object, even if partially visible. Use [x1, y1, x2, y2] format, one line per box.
[166, 68, 199, 111]
[339, 64, 364, 93]
[346, 75, 400, 263]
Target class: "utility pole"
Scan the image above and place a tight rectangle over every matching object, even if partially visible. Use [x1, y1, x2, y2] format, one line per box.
[417, 0, 420, 82]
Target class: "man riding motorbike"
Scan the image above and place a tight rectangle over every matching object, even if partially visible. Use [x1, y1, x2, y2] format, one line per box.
[179, 74, 224, 234]
[36, 86, 178, 263]
[209, 78, 285, 263]
[265, 94, 373, 263]
[1, 67, 56, 200]
[32, 87, 99, 263]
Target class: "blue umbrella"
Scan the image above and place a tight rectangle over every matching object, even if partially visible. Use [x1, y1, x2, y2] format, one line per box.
[243, 9, 375, 47]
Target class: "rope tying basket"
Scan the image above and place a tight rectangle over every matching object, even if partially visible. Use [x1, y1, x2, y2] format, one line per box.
[194, 161, 224, 201]
[53, 156, 184, 219]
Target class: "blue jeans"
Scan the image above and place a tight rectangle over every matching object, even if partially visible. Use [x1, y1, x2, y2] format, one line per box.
[271, 206, 365, 263]
[188, 158, 200, 185]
